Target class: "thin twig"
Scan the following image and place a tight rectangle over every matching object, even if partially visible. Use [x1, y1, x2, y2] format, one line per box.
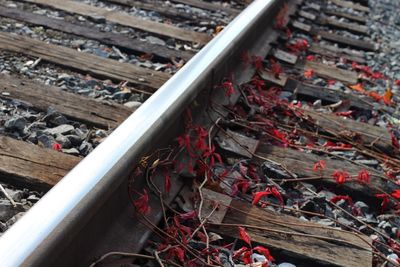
[0, 184, 16, 207]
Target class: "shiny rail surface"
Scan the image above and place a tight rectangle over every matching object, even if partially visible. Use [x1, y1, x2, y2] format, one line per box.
[0, 0, 284, 266]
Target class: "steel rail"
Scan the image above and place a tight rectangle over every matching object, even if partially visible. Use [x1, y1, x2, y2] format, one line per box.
[0, 0, 282, 266]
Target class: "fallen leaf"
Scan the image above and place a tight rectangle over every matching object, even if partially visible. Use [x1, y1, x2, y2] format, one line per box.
[357, 169, 370, 184]
[252, 190, 271, 205]
[253, 246, 275, 262]
[238, 227, 252, 246]
[368, 91, 382, 101]
[392, 189, 400, 199]
[313, 160, 326, 172]
[349, 83, 365, 93]
[383, 88, 393, 105]
[332, 170, 350, 184]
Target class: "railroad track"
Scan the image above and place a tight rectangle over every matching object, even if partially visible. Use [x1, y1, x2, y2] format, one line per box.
[0, 0, 399, 266]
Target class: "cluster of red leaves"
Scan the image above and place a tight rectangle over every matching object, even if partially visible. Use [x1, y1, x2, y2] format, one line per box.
[287, 39, 309, 54]
[234, 227, 274, 266]
[202, 144, 222, 167]
[349, 83, 393, 105]
[252, 187, 284, 206]
[351, 62, 386, 80]
[331, 169, 371, 185]
[231, 164, 260, 196]
[271, 128, 289, 146]
[176, 123, 222, 177]
[156, 213, 200, 264]
[220, 80, 236, 97]
[245, 85, 282, 115]
[252, 77, 266, 92]
[312, 161, 370, 185]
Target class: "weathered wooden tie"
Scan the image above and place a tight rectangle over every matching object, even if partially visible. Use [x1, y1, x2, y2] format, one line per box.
[0, 32, 170, 91]
[298, 10, 369, 35]
[309, 43, 366, 64]
[330, 0, 370, 12]
[0, 136, 80, 189]
[205, 189, 372, 267]
[105, 0, 200, 21]
[21, 0, 212, 44]
[170, 0, 240, 15]
[291, 20, 376, 51]
[0, 75, 132, 129]
[0, 7, 193, 61]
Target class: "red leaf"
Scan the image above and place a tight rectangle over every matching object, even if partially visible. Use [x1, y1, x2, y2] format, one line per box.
[242, 251, 252, 264]
[287, 39, 309, 53]
[306, 55, 315, 61]
[221, 80, 235, 97]
[253, 246, 275, 262]
[164, 174, 171, 193]
[270, 59, 282, 77]
[272, 129, 288, 144]
[52, 143, 62, 151]
[252, 56, 264, 71]
[133, 189, 151, 215]
[167, 247, 185, 263]
[176, 134, 195, 157]
[313, 160, 326, 172]
[332, 170, 350, 184]
[252, 190, 271, 205]
[376, 194, 390, 212]
[238, 226, 252, 246]
[383, 89, 393, 105]
[237, 180, 251, 193]
[368, 91, 382, 102]
[271, 187, 284, 206]
[357, 169, 370, 184]
[392, 190, 400, 199]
